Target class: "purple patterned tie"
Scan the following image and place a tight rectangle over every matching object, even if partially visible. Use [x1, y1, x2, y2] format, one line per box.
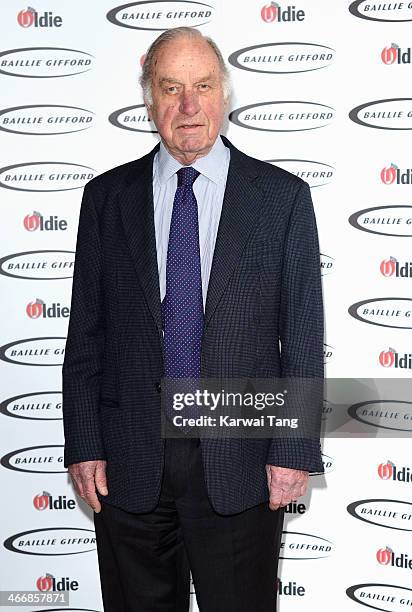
[161, 166, 203, 431]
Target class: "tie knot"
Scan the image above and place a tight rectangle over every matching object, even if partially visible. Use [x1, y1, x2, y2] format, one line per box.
[177, 166, 200, 187]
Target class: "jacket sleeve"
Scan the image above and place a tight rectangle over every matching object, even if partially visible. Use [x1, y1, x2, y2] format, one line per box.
[62, 183, 106, 467]
[266, 180, 325, 473]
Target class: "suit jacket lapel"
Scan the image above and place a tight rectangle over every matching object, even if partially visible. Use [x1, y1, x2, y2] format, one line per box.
[118, 137, 264, 334]
[119, 144, 163, 333]
[203, 138, 263, 327]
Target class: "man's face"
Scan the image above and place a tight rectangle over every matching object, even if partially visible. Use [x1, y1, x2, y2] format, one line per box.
[146, 36, 227, 164]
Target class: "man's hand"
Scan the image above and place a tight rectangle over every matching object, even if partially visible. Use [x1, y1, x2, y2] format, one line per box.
[68, 460, 108, 513]
[265, 465, 308, 511]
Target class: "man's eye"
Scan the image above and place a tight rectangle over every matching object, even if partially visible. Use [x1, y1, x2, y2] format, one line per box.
[198, 83, 210, 90]
[166, 86, 178, 93]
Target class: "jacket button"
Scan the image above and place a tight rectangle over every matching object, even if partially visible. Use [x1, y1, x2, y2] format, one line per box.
[155, 382, 161, 393]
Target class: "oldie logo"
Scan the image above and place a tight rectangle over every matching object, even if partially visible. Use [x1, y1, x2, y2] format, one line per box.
[348, 400, 412, 432]
[380, 256, 412, 278]
[266, 159, 335, 187]
[229, 101, 335, 132]
[349, 98, 412, 130]
[0, 250, 74, 280]
[349, 206, 412, 238]
[109, 104, 157, 133]
[348, 297, 412, 329]
[4, 527, 95, 555]
[1, 445, 66, 474]
[381, 43, 412, 65]
[17, 7, 63, 28]
[0, 337, 66, 366]
[378, 461, 412, 484]
[33, 493, 76, 512]
[376, 546, 412, 571]
[379, 348, 412, 370]
[380, 163, 412, 185]
[0, 162, 96, 192]
[0, 105, 95, 135]
[36, 573, 79, 591]
[107, 1, 214, 30]
[347, 499, 412, 531]
[228, 43, 335, 74]
[24, 211, 68, 232]
[26, 299, 70, 319]
[260, 3, 305, 22]
[280, 532, 334, 560]
[0, 47, 94, 78]
[0, 391, 62, 420]
[349, 0, 412, 21]
[347, 583, 412, 611]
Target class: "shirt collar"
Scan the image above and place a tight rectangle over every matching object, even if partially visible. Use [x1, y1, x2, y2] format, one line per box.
[156, 134, 228, 186]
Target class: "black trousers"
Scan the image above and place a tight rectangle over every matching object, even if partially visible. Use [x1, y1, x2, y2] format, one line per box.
[93, 438, 285, 612]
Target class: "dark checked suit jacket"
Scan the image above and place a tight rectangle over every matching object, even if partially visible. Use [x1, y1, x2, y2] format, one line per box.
[62, 135, 325, 515]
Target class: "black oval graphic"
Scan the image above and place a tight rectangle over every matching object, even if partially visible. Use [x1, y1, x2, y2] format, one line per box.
[229, 101, 335, 132]
[1, 445, 66, 474]
[348, 297, 412, 330]
[348, 400, 412, 432]
[107, 0, 214, 30]
[228, 42, 335, 74]
[347, 499, 412, 531]
[349, 0, 412, 21]
[108, 104, 157, 133]
[349, 98, 412, 130]
[0, 391, 62, 420]
[4, 527, 95, 556]
[0, 250, 75, 280]
[0, 105, 95, 135]
[0, 47, 94, 78]
[348, 205, 412, 238]
[347, 583, 412, 611]
[0, 337, 66, 366]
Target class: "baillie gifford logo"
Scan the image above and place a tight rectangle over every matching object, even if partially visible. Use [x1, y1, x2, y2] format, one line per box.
[24, 211, 68, 232]
[381, 43, 412, 64]
[26, 299, 70, 319]
[379, 347, 412, 370]
[17, 7, 63, 28]
[36, 573, 78, 591]
[261, 2, 305, 22]
[380, 163, 412, 185]
[378, 460, 412, 483]
[380, 257, 412, 278]
[33, 491, 76, 511]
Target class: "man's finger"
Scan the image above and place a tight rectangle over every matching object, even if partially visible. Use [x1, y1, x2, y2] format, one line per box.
[82, 481, 102, 513]
[95, 462, 108, 496]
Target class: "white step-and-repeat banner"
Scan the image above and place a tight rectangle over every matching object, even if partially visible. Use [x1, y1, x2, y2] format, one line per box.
[1, 1, 411, 611]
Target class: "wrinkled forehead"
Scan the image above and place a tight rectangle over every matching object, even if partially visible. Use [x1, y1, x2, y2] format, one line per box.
[152, 36, 222, 81]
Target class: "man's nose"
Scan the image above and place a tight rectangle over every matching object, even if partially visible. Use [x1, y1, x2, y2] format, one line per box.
[178, 90, 201, 116]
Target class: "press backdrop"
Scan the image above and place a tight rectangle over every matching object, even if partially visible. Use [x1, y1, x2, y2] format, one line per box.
[1, 1, 412, 611]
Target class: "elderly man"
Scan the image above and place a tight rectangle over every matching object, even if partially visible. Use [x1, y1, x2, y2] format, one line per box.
[62, 26, 324, 612]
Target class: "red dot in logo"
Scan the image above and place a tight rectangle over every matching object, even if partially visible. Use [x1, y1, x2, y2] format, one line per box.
[380, 259, 395, 277]
[17, 9, 34, 27]
[377, 462, 393, 480]
[381, 46, 397, 65]
[376, 547, 391, 565]
[261, 3, 278, 22]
